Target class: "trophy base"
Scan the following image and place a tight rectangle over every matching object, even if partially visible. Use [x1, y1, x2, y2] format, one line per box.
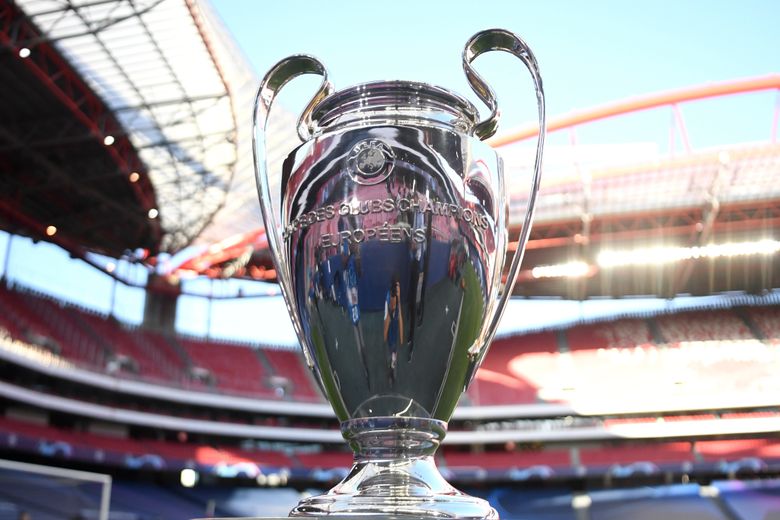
[290, 418, 497, 519]
[291, 458, 497, 519]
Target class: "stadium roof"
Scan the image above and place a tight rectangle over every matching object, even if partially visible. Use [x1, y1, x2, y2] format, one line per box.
[2, 1, 779, 299]
[1, 0, 299, 260]
[1, 0, 162, 255]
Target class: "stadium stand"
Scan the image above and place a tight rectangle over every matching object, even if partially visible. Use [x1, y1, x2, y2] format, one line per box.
[467, 331, 557, 405]
[566, 318, 654, 351]
[0, 284, 105, 367]
[746, 305, 780, 342]
[11, 468, 780, 520]
[443, 447, 572, 470]
[0, 284, 324, 400]
[696, 438, 780, 463]
[655, 309, 755, 343]
[76, 311, 188, 384]
[0, 414, 299, 471]
[262, 348, 320, 400]
[4, 283, 780, 412]
[5, 280, 780, 516]
[578, 442, 696, 467]
[295, 451, 353, 470]
[178, 337, 276, 397]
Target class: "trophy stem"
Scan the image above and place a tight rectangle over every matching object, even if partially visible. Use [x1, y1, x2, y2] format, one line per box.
[345, 417, 445, 460]
[290, 417, 498, 518]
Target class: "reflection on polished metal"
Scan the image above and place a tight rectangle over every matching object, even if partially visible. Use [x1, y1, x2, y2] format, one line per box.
[253, 29, 546, 518]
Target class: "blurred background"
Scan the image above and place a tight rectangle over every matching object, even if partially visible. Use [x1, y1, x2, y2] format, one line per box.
[1, 0, 780, 518]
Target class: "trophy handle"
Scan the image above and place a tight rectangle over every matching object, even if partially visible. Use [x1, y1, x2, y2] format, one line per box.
[462, 29, 546, 339]
[252, 55, 333, 368]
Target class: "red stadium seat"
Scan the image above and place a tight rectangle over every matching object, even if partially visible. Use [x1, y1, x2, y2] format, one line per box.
[655, 310, 754, 344]
[467, 332, 558, 405]
[567, 318, 653, 351]
[295, 451, 353, 469]
[179, 337, 276, 397]
[262, 348, 320, 401]
[745, 306, 780, 343]
[442, 448, 572, 469]
[579, 442, 695, 466]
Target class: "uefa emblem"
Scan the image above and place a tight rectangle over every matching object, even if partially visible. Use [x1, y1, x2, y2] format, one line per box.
[346, 138, 395, 185]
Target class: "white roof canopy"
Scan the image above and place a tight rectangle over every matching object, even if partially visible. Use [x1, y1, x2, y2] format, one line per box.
[18, 0, 244, 252]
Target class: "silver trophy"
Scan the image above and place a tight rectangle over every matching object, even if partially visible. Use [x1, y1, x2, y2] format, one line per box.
[253, 29, 545, 518]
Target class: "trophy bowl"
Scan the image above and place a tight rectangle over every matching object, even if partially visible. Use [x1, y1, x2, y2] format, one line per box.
[253, 29, 545, 519]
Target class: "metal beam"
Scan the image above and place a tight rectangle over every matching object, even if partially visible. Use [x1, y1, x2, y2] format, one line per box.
[0, 125, 151, 252]
[112, 92, 228, 112]
[490, 74, 780, 147]
[670, 160, 728, 295]
[15, 0, 166, 46]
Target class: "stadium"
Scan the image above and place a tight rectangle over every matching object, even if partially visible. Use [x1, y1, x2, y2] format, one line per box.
[1, 0, 780, 518]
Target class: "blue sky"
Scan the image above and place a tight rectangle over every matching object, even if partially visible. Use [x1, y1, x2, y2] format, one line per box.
[212, 0, 780, 147]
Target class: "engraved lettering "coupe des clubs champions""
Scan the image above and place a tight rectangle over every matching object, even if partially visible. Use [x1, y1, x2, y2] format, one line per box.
[282, 195, 492, 247]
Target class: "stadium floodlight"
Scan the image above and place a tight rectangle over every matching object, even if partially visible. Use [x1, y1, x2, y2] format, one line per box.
[531, 261, 590, 279]
[597, 239, 780, 268]
[18, 47, 31, 58]
[102, 135, 115, 146]
[571, 494, 592, 510]
[699, 485, 720, 498]
[180, 468, 198, 487]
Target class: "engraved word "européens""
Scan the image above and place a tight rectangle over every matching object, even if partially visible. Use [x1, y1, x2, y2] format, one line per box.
[320, 223, 426, 247]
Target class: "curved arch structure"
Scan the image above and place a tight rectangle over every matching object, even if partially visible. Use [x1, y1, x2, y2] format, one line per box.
[488, 74, 780, 147]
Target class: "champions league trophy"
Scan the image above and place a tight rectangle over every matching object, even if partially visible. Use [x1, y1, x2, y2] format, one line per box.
[253, 29, 545, 518]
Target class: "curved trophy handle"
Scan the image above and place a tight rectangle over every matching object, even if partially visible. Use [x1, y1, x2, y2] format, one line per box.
[252, 55, 333, 367]
[462, 29, 546, 341]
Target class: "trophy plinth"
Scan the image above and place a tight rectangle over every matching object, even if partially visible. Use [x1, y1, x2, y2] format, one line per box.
[253, 29, 546, 518]
[292, 418, 495, 517]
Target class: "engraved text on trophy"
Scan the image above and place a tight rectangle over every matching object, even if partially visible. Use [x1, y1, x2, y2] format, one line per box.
[282, 195, 490, 247]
